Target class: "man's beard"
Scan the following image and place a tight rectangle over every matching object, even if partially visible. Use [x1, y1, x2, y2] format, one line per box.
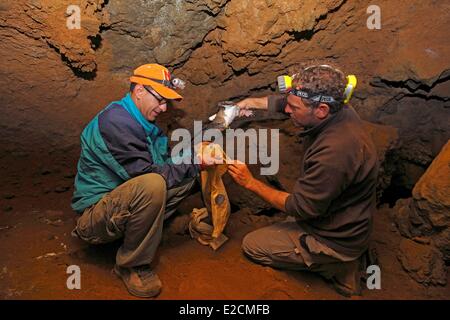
[291, 116, 313, 129]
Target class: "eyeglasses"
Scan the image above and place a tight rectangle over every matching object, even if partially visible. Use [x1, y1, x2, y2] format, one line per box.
[144, 86, 167, 105]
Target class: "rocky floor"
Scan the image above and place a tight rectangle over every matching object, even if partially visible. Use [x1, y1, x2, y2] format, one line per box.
[1, 186, 449, 300]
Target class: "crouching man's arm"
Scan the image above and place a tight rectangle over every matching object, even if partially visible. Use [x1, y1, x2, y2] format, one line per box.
[236, 95, 287, 114]
[228, 161, 289, 212]
[236, 97, 269, 111]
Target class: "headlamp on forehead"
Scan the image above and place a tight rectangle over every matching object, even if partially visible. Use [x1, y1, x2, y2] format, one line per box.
[277, 72, 357, 104]
[132, 75, 186, 90]
[171, 78, 186, 90]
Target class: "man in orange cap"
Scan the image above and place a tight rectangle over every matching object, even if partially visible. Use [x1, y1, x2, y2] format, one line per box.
[71, 64, 206, 298]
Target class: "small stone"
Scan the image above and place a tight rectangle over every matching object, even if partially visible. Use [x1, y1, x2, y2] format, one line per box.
[39, 217, 64, 227]
[3, 206, 13, 212]
[412, 236, 431, 245]
[48, 219, 64, 227]
[54, 186, 70, 193]
[36, 252, 58, 260]
[41, 169, 51, 175]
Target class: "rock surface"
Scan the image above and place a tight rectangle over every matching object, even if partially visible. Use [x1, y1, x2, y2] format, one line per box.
[397, 238, 447, 286]
[1, 1, 449, 192]
[393, 141, 450, 264]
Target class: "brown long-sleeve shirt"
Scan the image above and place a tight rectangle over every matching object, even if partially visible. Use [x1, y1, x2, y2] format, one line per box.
[269, 95, 379, 258]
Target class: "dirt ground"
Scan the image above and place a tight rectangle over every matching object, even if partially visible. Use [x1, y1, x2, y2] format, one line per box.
[1, 180, 449, 300]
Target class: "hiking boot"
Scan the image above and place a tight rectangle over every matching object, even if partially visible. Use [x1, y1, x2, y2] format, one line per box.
[316, 258, 362, 298]
[113, 264, 162, 298]
[330, 259, 362, 297]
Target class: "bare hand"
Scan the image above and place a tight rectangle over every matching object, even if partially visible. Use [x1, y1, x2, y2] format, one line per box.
[227, 160, 254, 189]
[196, 142, 225, 168]
[235, 98, 252, 116]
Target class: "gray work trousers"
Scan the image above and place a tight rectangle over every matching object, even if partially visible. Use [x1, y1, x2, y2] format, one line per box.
[73, 173, 196, 268]
[242, 219, 366, 296]
[241, 217, 358, 274]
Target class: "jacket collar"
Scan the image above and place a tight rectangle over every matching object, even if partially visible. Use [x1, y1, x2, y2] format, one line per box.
[121, 93, 163, 140]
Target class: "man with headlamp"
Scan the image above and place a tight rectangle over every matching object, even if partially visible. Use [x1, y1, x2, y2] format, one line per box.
[71, 63, 213, 298]
[229, 64, 378, 296]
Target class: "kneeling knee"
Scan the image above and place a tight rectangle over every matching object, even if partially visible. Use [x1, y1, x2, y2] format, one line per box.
[242, 231, 265, 258]
[136, 174, 166, 201]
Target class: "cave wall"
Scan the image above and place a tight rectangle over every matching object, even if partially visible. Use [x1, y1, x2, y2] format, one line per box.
[0, 0, 449, 194]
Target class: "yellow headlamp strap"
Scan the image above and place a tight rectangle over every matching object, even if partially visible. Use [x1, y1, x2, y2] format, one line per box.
[344, 75, 357, 104]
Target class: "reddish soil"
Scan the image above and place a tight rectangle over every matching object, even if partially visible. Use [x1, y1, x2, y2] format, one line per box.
[1, 182, 449, 300]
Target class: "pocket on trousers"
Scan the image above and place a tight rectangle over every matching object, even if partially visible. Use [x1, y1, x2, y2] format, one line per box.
[106, 209, 132, 237]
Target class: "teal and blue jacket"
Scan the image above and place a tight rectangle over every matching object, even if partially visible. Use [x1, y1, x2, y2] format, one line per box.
[71, 93, 200, 213]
